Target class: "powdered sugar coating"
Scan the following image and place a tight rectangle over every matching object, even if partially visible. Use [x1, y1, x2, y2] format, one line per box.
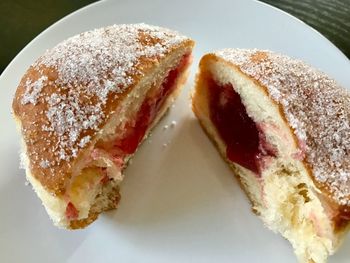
[13, 23, 192, 194]
[22, 23, 188, 162]
[22, 76, 48, 105]
[215, 48, 350, 206]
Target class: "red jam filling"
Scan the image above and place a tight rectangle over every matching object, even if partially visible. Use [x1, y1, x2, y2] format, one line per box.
[65, 202, 79, 220]
[66, 54, 190, 221]
[100, 168, 110, 185]
[111, 53, 190, 155]
[208, 77, 275, 175]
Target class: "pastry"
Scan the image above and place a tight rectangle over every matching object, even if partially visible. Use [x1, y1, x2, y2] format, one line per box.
[12, 23, 194, 229]
[192, 48, 350, 263]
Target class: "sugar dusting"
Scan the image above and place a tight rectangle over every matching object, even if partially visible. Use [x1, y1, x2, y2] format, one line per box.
[40, 160, 50, 169]
[22, 76, 48, 105]
[20, 23, 188, 165]
[19, 152, 28, 170]
[215, 48, 350, 205]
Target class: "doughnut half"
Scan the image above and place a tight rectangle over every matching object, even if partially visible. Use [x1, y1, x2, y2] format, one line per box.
[12, 23, 194, 229]
[192, 49, 350, 263]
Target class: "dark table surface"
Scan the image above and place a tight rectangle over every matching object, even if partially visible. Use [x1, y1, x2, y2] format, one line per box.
[0, 0, 349, 74]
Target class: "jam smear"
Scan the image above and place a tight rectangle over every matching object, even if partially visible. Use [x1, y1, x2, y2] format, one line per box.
[208, 77, 275, 175]
[111, 53, 190, 155]
[100, 168, 110, 185]
[66, 202, 79, 220]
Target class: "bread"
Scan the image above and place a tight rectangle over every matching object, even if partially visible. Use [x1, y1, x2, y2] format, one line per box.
[12, 23, 194, 229]
[192, 49, 350, 263]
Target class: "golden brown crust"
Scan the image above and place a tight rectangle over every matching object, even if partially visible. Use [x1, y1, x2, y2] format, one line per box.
[12, 24, 194, 195]
[69, 185, 121, 229]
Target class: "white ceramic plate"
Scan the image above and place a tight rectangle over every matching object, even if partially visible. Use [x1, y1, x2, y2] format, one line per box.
[1, 0, 350, 262]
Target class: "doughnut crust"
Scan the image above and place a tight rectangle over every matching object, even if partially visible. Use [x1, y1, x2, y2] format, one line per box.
[12, 23, 194, 228]
[192, 49, 350, 263]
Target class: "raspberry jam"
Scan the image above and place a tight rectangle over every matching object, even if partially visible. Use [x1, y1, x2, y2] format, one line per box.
[112, 54, 190, 155]
[208, 77, 275, 175]
[66, 202, 79, 220]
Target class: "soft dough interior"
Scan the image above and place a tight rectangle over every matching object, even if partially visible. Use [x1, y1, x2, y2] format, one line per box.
[192, 58, 343, 263]
[24, 49, 192, 229]
[67, 51, 192, 227]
